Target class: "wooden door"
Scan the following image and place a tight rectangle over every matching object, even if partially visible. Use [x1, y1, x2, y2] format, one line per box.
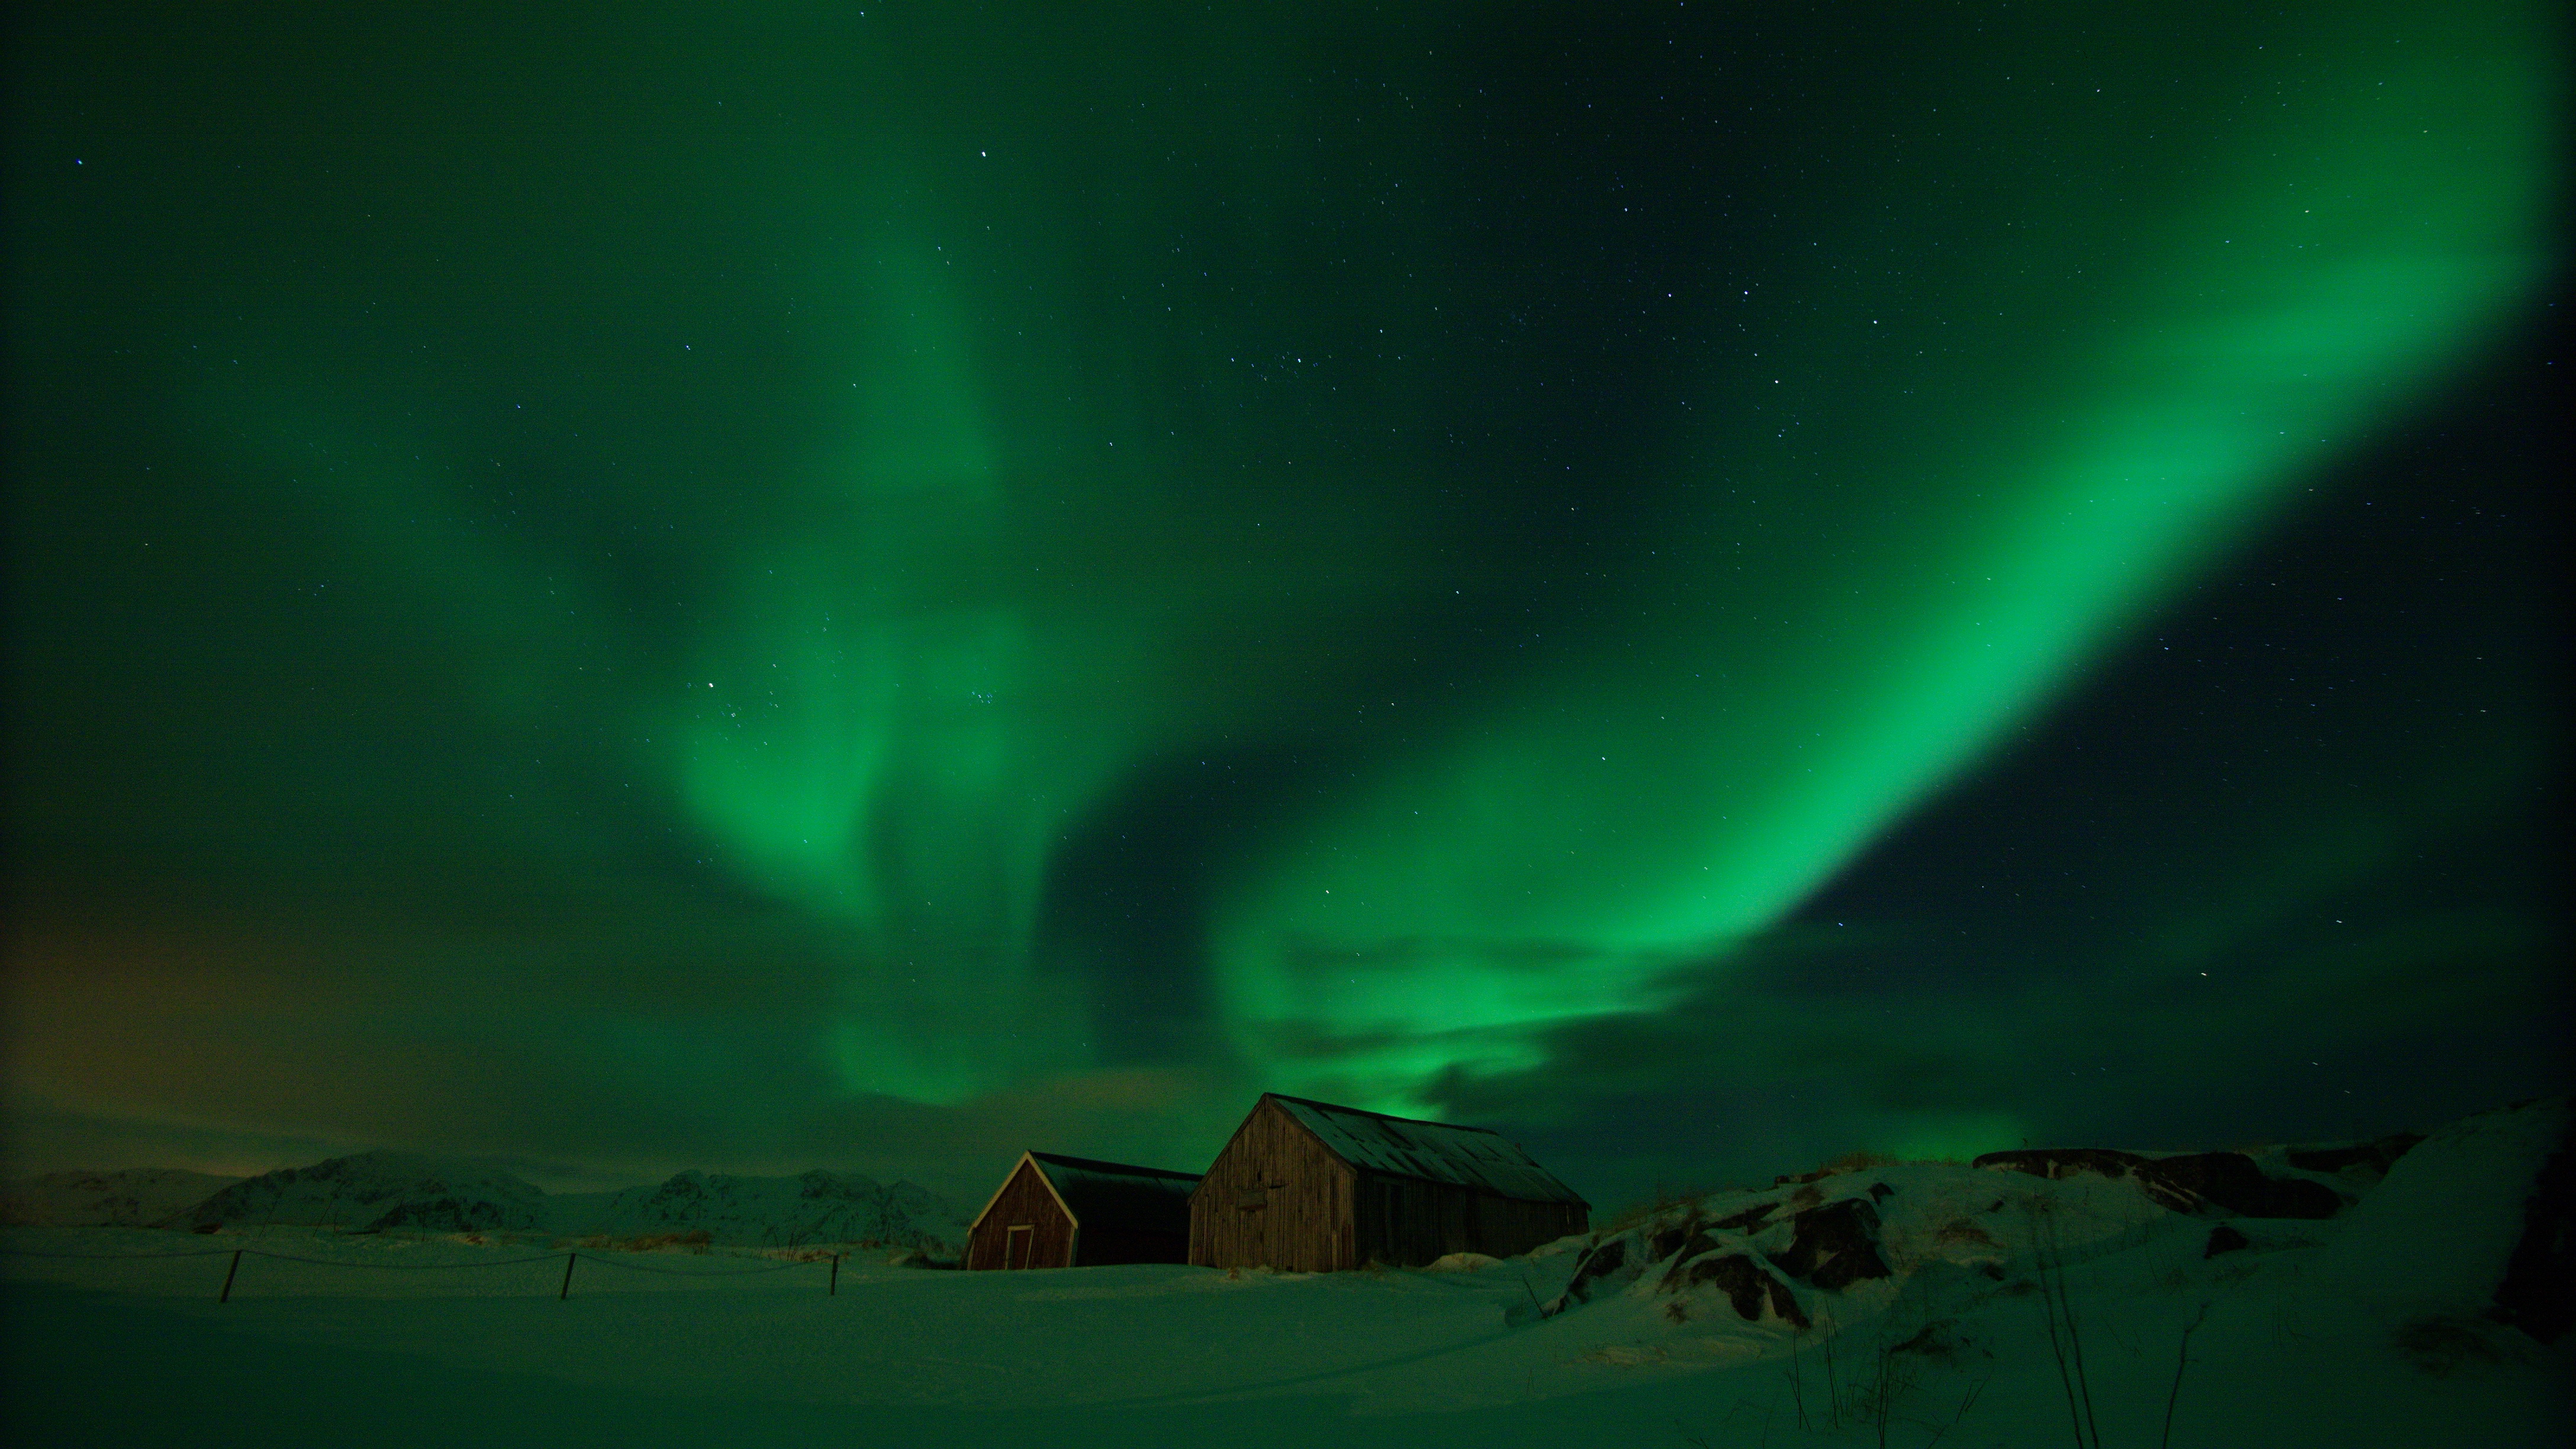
[1006, 1224, 1033, 1269]
[1235, 1184, 1268, 1265]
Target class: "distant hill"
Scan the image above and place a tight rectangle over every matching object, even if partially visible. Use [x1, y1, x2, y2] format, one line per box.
[0, 1168, 246, 1228]
[547, 1170, 968, 1249]
[0, 1149, 967, 1249]
[173, 1150, 553, 1233]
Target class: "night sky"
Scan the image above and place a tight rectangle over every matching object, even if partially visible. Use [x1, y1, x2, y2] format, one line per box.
[7, 2, 2563, 1214]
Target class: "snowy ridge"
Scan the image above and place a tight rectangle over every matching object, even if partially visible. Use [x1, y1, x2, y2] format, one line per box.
[175, 1151, 552, 1233]
[1, 1150, 965, 1249]
[546, 1170, 967, 1250]
[0, 1168, 245, 1228]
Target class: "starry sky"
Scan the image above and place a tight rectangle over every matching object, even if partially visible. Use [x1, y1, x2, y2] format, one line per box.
[7, 2, 2564, 1213]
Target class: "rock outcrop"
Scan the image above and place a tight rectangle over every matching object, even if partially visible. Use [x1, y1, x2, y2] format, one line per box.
[2131, 1152, 2343, 1219]
[1538, 1186, 1899, 1323]
[1971, 1148, 2147, 1181]
[1667, 1251, 1810, 1328]
[1767, 1196, 1893, 1290]
[1975, 1145, 2344, 1219]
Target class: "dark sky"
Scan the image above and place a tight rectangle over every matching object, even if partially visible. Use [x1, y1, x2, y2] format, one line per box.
[7, 2, 2563, 1213]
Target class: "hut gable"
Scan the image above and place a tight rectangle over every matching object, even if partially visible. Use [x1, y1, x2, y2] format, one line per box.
[965, 1153, 1077, 1270]
[965, 1151, 1200, 1270]
[1027, 1153, 1199, 1267]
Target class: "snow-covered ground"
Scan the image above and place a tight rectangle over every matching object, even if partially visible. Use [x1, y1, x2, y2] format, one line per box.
[4, 1099, 2567, 1447]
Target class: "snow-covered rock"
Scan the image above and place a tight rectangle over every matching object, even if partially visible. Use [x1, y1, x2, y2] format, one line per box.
[0, 1168, 242, 1228]
[2309, 1094, 2568, 1327]
[1528, 1115, 2480, 1339]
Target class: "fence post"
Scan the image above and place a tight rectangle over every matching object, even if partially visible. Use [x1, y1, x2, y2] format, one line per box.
[830, 1253, 841, 1296]
[219, 1248, 243, 1302]
[559, 1252, 577, 1300]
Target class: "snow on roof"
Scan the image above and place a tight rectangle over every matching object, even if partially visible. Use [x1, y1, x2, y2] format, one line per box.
[1263, 1095, 1589, 1206]
[1028, 1154, 1200, 1236]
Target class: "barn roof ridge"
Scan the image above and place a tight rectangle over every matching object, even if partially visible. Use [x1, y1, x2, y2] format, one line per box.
[1028, 1151, 1202, 1182]
[1254, 1093, 1589, 1208]
[1259, 1092, 1508, 1134]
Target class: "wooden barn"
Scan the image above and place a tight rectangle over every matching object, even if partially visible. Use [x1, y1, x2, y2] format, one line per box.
[963, 1152, 1201, 1270]
[1189, 1093, 1589, 1272]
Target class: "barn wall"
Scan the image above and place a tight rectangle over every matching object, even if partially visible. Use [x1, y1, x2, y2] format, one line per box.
[1189, 1100, 1355, 1271]
[964, 1160, 1077, 1270]
[1468, 1192, 1589, 1258]
[1354, 1171, 1588, 1266]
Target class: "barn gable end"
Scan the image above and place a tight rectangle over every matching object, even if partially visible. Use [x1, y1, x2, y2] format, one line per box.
[1028, 1153, 1199, 1266]
[1189, 1097, 1356, 1272]
[1190, 1094, 1590, 1271]
[965, 1153, 1078, 1270]
[965, 1151, 1202, 1270]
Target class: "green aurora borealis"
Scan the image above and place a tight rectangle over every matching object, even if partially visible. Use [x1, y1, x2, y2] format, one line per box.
[7, 2, 2563, 1206]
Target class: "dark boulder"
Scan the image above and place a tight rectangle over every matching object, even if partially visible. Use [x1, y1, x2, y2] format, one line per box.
[1766, 1197, 1891, 1290]
[1563, 1236, 1627, 1303]
[1656, 1230, 1724, 1285]
[2204, 1223, 2251, 1258]
[1972, 1148, 2146, 1180]
[1670, 1251, 1810, 1328]
[1648, 1222, 1699, 1263]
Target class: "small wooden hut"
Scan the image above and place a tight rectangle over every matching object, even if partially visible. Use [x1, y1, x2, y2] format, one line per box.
[963, 1152, 1201, 1270]
[1189, 1093, 1589, 1272]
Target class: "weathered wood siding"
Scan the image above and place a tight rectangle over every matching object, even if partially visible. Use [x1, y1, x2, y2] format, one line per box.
[1189, 1099, 1356, 1271]
[964, 1159, 1076, 1270]
[1353, 1173, 1587, 1265]
[1471, 1188, 1588, 1258]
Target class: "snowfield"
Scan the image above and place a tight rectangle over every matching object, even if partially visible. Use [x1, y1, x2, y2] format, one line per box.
[5, 1097, 2568, 1447]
